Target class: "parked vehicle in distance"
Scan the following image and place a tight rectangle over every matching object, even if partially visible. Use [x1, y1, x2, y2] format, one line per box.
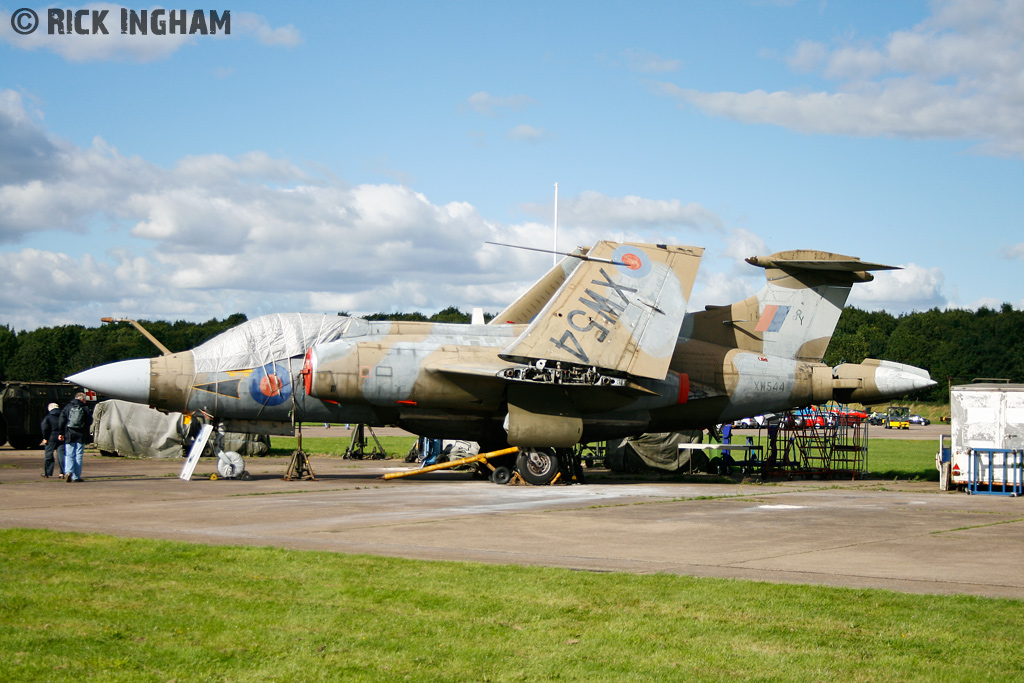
[908, 414, 931, 426]
[885, 405, 911, 429]
[829, 408, 868, 426]
[732, 414, 770, 429]
[793, 407, 825, 427]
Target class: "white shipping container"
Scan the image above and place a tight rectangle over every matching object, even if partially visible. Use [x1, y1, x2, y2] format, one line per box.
[945, 384, 1024, 488]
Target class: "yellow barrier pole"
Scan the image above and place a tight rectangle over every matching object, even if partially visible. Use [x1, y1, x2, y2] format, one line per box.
[382, 447, 519, 480]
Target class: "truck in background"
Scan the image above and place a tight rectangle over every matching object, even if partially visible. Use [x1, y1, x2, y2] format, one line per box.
[938, 383, 1024, 493]
[0, 381, 84, 450]
[885, 405, 910, 430]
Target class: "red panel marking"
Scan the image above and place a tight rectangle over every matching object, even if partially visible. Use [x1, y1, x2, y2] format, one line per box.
[677, 373, 690, 404]
[302, 348, 313, 395]
[259, 374, 283, 397]
[622, 253, 642, 270]
[755, 305, 778, 332]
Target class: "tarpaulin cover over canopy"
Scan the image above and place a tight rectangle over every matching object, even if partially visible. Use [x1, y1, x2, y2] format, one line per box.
[191, 314, 368, 373]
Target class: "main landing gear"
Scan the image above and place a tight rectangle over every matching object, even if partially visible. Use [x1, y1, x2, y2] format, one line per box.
[382, 446, 585, 486]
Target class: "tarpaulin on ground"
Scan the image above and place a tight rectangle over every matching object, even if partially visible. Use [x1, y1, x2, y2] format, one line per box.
[605, 431, 704, 473]
[93, 399, 183, 458]
[93, 400, 271, 458]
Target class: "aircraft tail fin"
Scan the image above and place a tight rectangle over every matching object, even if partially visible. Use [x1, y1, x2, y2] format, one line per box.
[685, 250, 897, 363]
[500, 242, 703, 380]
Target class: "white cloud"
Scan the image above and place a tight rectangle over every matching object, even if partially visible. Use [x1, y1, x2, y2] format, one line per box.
[234, 12, 302, 47]
[786, 40, 828, 73]
[463, 92, 534, 117]
[659, 0, 1024, 158]
[723, 228, 767, 263]
[5, 90, 727, 328]
[688, 269, 761, 311]
[506, 124, 546, 142]
[0, 88, 800, 330]
[848, 263, 947, 311]
[0, 5, 300, 63]
[523, 190, 724, 233]
[622, 48, 681, 73]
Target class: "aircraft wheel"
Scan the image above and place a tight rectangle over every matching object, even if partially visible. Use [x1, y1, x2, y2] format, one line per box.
[490, 466, 512, 485]
[240, 470, 252, 481]
[516, 448, 559, 485]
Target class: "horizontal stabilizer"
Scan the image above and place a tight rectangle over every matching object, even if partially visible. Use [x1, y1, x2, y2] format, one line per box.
[746, 250, 898, 272]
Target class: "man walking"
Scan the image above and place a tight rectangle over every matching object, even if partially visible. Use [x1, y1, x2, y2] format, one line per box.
[58, 393, 92, 482]
[39, 402, 64, 478]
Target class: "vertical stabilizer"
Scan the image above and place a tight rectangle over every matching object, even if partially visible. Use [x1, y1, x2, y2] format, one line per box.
[684, 250, 897, 362]
[500, 242, 703, 380]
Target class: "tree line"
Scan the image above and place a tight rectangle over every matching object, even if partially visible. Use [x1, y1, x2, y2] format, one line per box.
[2, 305, 1021, 402]
[822, 304, 1024, 401]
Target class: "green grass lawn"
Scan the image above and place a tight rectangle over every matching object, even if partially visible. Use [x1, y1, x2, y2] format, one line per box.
[269, 435, 417, 459]
[2, 529, 1021, 682]
[865, 439, 941, 481]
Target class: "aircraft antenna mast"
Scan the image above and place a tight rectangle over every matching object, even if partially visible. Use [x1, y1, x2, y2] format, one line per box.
[552, 182, 558, 267]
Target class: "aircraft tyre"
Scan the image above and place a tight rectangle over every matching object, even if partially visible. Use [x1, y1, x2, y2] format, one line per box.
[490, 466, 512, 485]
[516, 448, 560, 485]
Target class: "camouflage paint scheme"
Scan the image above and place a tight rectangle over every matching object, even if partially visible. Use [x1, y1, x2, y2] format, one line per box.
[69, 241, 936, 449]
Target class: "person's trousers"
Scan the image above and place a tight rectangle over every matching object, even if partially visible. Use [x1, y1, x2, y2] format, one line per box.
[64, 442, 84, 481]
[43, 441, 63, 476]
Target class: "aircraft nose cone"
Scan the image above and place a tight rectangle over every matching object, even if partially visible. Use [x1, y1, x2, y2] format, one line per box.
[67, 358, 151, 404]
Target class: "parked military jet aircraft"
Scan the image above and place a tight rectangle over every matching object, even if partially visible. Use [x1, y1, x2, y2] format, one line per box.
[69, 241, 936, 483]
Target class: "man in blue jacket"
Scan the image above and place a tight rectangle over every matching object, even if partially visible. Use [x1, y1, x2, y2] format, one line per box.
[58, 393, 92, 482]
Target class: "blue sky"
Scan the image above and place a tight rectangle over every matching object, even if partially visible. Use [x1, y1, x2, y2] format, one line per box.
[1, 0, 1021, 331]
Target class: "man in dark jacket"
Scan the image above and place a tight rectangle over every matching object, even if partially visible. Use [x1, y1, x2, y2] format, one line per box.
[58, 393, 92, 482]
[39, 402, 64, 478]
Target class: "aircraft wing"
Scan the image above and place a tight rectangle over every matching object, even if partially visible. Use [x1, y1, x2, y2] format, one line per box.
[499, 242, 703, 381]
[426, 361, 512, 378]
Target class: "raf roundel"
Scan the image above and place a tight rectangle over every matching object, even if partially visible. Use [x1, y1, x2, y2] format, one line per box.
[611, 245, 652, 279]
[249, 363, 292, 407]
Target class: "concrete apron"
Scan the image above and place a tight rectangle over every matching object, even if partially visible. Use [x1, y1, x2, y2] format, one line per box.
[1, 447, 1021, 600]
